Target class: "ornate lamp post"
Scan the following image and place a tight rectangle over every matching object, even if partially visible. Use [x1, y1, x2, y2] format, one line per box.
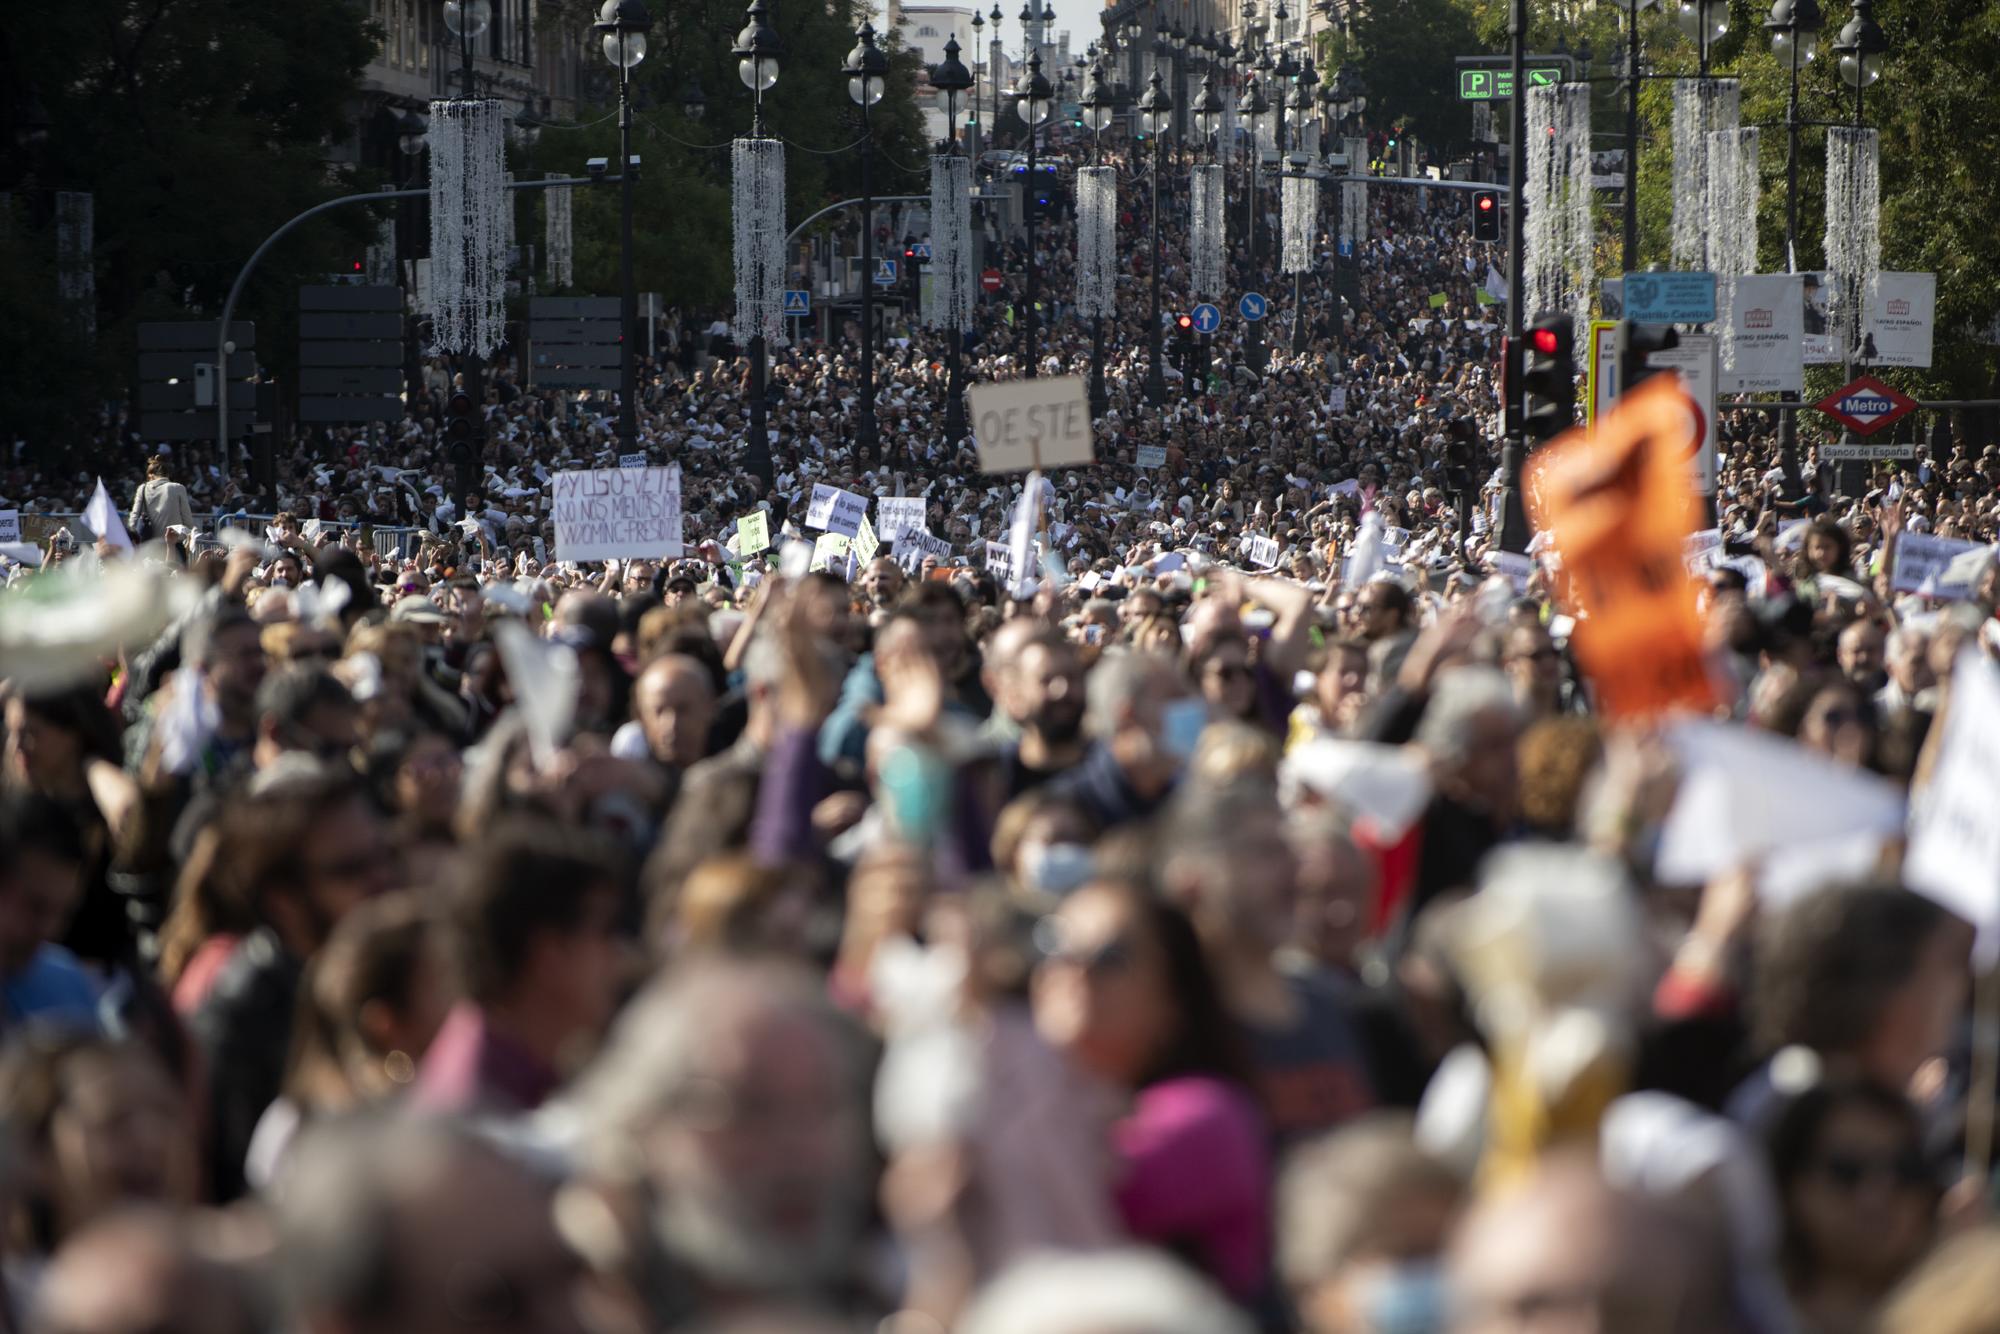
[594, 0, 653, 447]
[730, 0, 780, 477]
[1014, 37, 1054, 377]
[843, 23, 889, 460]
[1081, 61, 1119, 415]
[932, 36, 975, 443]
[1138, 68, 1174, 404]
[1765, 0, 1823, 492]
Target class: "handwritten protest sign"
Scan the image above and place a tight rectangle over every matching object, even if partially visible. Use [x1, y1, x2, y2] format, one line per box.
[893, 529, 953, 572]
[809, 532, 850, 574]
[805, 484, 867, 537]
[853, 514, 880, 566]
[984, 540, 1015, 586]
[551, 465, 682, 563]
[0, 511, 17, 544]
[969, 375, 1094, 474]
[877, 497, 927, 543]
[1135, 445, 1168, 469]
[1683, 529, 1723, 576]
[735, 510, 770, 556]
[1244, 534, 1280, 568]
[1525, 377, 1717, 720]
[1891, 533, 1993, 601]
[618, 452, 648, 469]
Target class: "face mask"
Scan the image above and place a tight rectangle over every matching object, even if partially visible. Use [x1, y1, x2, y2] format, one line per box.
[1355, 1260, 1448, 1334]
[1022, 841, 1095, 897]
[1159, 697, 1210, 764]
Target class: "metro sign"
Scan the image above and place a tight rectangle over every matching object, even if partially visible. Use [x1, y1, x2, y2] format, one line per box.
[1816, 374, 1919, 436]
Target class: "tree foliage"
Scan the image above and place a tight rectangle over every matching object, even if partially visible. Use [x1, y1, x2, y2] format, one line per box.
[0, 0, 380, 445]
[1342, 0, 1486, 151]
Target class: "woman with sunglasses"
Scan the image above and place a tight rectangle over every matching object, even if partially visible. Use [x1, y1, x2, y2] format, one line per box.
[1030, 878, 1271, 1308]
[1764, 1076, 1941, 1334]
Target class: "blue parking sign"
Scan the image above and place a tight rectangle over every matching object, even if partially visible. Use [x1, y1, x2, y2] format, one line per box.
[1190, 303, 1222, 334]
[783, 289, 810, 316]
[1238, 292, 1268, 322]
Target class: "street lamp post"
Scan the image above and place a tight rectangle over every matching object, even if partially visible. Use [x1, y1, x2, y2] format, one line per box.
[736, 0, 780, 486]
[1676, 0, 1730, 76]
[1138, 69, 1174, 404]
[845, 23, 889, 461]
[596, 0, 653, 450]
[1240, 74, 1270, 374]
[1765, 0, 1823, 493]
[1015, 41, 1054, 377]
[1830, 0, 1887, 495]
[395, 111, 427, 409]
[933, 36, 975, 442]
[1193, 71, 1222, 384]
[441, 0, 492, 498]
[1286, 60, 1316, 354]
[1082, 61, 1118, 416]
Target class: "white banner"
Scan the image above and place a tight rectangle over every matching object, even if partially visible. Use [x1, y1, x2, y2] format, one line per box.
[0, 510, 17, 544]
[618, 452, 648, 468]
[1135, 444, 1167, 469]
[893, 529, 953, 564]
[1890, 534, 1994, 601]
[552, 465, 683, 562]
[876, 496, 927, 543]
[805, 483, 867, 537]
[983, 539, 1015, 585]
[1802, 271, 1839, 363]
[968, 375, 1095, 473]
[1244, 534, 1280, 568]
[1866, 271, 1936, 368]
[1722, 273, 1804, 394]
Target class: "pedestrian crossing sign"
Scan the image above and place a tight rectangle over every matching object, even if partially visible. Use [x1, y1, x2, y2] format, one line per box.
[783, 289, 810, 315]
[875, 259, 899, 285]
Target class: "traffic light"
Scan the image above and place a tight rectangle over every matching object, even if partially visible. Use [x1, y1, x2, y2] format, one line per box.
[444, 388, 481, 475]
[1615, 320, 1681, 400]
[1520, 313, 1575, 443]
[1443, 416, 1478, 495]
[1175, 313, 1196, 380]
[1473, 191, 1500, 242]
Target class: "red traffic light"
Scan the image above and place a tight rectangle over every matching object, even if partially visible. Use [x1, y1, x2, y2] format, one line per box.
[1177, 314, 1193, 329]
[1531, 328, 1560, 355]
[1476, 195, 1494, 212]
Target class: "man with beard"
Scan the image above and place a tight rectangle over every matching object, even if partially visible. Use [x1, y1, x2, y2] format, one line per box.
[567, 958, 877, 1327]
[995, 630, 1089, 803]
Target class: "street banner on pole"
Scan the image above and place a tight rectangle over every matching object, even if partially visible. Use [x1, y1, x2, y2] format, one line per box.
[1866, 272, 1936, 368]
[1721, 273, 1805, 394]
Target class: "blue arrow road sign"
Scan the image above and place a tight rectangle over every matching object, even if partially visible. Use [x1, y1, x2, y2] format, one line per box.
[1239, 292, 1268, 322]
[783, 289, 811, 315]
[874, 258, 899, 285]
[1190, 302, 1222, 334]
[912, 242, 933, 260]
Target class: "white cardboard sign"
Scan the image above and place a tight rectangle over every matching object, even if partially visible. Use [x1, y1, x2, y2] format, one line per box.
[551, 465, 683, 562]
[968, 375, 1095, 474]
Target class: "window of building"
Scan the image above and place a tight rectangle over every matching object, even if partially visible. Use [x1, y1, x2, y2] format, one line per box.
[917, 24, 938, 36]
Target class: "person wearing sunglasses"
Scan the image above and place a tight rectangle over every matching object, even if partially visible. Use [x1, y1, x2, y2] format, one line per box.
[1764, 1077, 1941, 1334]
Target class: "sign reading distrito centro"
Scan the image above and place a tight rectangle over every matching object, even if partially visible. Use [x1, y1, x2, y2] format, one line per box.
[967, 375, 1095, 474]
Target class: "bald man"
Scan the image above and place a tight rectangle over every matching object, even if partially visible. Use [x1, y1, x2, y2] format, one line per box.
[634, 654, 718, 772]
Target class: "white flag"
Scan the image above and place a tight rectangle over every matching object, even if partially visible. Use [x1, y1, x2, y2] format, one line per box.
[83, 478, 133, 552]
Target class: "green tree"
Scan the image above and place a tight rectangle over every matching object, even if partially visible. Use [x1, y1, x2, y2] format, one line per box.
[1344, 0, 1486, 150]
[0, 0, 380, 451]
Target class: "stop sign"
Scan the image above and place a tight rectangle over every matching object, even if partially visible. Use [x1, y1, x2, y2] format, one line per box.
[980, 268, 1003, 293]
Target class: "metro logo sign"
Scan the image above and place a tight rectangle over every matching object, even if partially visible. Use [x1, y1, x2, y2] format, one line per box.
[1816, 374, 1919, 437]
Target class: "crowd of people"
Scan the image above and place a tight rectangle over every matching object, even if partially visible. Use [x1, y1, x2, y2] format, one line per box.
[1, 133, 1999, 1334]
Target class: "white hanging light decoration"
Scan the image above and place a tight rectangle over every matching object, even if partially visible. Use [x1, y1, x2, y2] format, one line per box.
[1281, 169, 1318, 274]
[1824, 126, 1880, 349]
[1190, 164, 1226, 300]
[1341, 136, 1368, 248]
[1670, 78, 1741, 272]
[1218, 95, 1237, 166]
[732, 136, 787, 346]
[925, 154, 975, 331]
[544, 172, 574, 290]
[55, 191, 95, 337]
[1705, 127, 1760, 363]
[1524, 83, 1593, 335]
[426, 98, 510, 356]
[1075, 166, 1118, 319]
